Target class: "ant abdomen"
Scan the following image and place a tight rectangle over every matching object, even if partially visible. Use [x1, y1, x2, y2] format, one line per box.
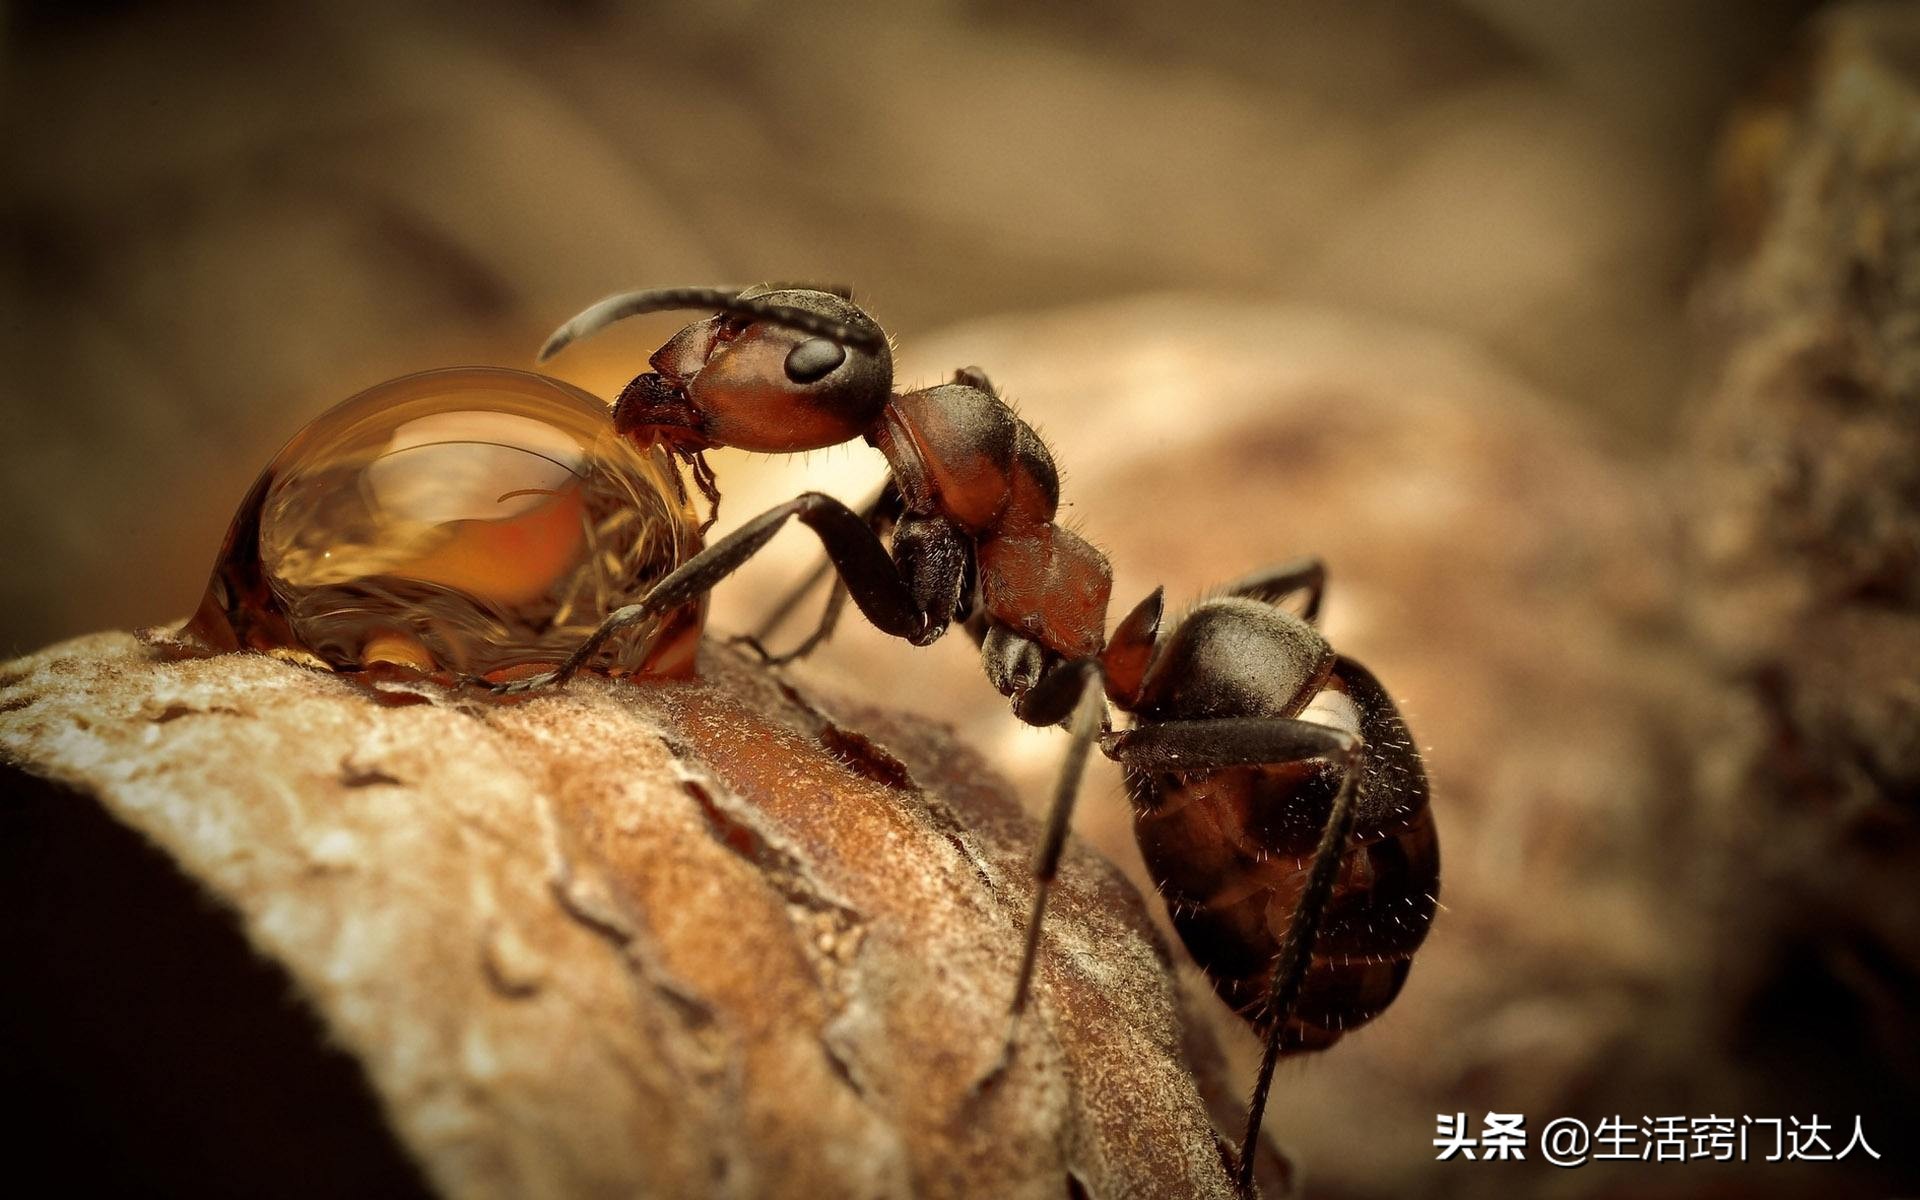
[1125, 610, 1438, 1053]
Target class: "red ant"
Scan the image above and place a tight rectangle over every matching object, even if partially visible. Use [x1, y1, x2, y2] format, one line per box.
[504, 285, 1438, 1195]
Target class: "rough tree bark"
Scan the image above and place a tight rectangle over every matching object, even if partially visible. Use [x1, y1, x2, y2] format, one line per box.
[0, 637, 1266, 1199]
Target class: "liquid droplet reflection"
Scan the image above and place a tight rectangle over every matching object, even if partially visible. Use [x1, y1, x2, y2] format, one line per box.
[181, 367, 703, 680]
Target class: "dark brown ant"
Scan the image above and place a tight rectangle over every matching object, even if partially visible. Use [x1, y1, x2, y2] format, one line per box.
[504, 285, 1438, 1196]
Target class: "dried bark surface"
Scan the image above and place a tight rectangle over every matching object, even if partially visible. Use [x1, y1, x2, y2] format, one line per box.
[0, 636, 1251, 1200]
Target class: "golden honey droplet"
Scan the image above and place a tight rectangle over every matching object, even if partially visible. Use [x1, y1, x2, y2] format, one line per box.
[182, 367, 703, 680]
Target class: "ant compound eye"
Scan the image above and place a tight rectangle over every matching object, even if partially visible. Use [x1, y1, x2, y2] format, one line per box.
[784, 337, 846, 384]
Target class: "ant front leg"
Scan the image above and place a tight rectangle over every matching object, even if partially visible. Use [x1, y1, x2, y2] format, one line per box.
[1108, 717, 1362, 1198]
[491, 492, 933, 694]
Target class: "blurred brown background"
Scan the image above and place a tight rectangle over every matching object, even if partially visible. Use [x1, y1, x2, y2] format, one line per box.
[13, 3, 1920, 1199]
[1, 0, 1816, 655]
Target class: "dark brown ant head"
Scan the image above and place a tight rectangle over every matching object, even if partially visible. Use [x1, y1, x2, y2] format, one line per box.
[537, 285, 892, 454]
[1136, 597, 1335, 722]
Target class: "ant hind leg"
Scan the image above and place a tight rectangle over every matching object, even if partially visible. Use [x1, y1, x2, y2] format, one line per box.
[953, 366, 996, 394]
[1108, 717, 1361, 1197]
[1223, 557, 1327, 624]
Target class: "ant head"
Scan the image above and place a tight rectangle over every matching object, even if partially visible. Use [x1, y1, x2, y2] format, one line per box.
[538, 285, 892, 453]
[1138, 598, 1334, 722]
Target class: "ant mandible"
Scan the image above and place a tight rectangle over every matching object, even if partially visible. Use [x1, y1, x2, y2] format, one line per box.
[503, 285, 1438, 1196]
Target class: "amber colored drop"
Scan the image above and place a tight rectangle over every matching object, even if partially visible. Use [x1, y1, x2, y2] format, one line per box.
[181, 367, 704, 681]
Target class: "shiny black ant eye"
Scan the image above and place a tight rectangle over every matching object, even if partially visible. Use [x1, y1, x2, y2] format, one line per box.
[784, 337, 846, 384]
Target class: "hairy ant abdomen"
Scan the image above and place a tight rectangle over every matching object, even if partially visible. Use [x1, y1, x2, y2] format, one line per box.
[1122, 602, 1438, 1053]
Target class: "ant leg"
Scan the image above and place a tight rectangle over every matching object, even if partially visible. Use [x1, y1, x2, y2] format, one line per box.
[1106, 717, 1353, 771]
[1237, 764, 1356, 1196]
[689, 451, 722, 532]
[1223, 557, 1327, 624]
[953, 366, 995, 394]
[741, 556, 836, 649]
[749, 480, 899, 636]
[1108, 718, 1360, 1196]
[744, 577, 851, 668]
[734, 505, 966, 673]
[737, 481, 903, 665]
[491, 492, 926, 694]
[977, 656, 1107, 1083]
[981, 624, 1048, 700]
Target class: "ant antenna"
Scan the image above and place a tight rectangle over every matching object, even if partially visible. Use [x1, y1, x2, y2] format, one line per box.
[537, 286, 883, 363]
[742, 281, 856, 301]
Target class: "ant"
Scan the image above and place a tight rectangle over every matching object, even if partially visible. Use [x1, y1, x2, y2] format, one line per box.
[502, 285, 1438, 1196]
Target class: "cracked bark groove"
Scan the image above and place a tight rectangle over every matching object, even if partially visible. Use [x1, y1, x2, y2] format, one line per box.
[0, 637, 1266, 1199]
